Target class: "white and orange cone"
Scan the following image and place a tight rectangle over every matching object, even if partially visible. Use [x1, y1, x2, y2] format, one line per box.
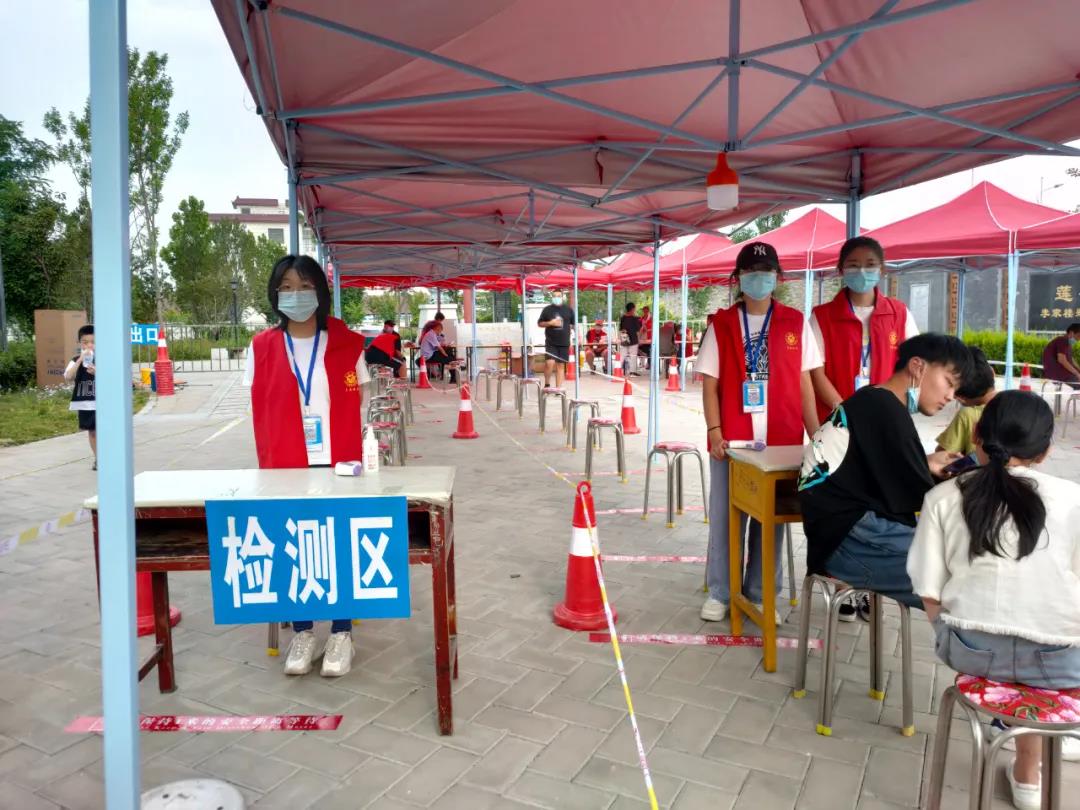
[553, 481, 615, 631]
[416, 355, 433, 389]
[153, 323, 175, 396]
[620, 379, 640, 434]
[1020, 363, 1032, 392]
[665, 356, 681, 392]
[451, 382, 479, 439]
[612, 349, 624, 381]
[565, 350, 576, 381]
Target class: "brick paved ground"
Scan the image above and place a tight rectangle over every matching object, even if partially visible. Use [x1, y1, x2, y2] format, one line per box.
[1, 371, 1077, 808]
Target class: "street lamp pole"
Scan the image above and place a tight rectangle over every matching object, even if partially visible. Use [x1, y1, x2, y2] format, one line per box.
[229, 277, 239, 352]
[1039, 176, 1065, 203]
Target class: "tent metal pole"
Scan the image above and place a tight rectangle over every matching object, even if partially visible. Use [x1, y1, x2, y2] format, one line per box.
[521, 275, 529, 379]
[288, 167, 300, 254]
[1004, 247, 1018, 388]
[680, 248, 688, 390]
[89, 0, 139, 804]
[471, 282, 479, 385]
[956, 266, 966, 338]
[573, 263, 580, 400]
[847, 152, 862, 238]
[804, 270, 814, 315]
[648, 224, 662, 455]
[607, 283, 614, 377]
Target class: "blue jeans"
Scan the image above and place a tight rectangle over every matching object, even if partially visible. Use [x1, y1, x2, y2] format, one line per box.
[933, 619, 1080, 689]
[706, 456, 783, 603]
[293, 620, 352, 633]
[822, 511, 922, 609]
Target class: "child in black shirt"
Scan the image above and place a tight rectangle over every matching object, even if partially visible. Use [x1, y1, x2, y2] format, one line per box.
[798, 334, 971, 607]
[64, 324, 96, 469]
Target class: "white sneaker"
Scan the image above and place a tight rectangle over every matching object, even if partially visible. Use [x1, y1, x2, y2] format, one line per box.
[755, 604, 784, 625]
[701, 598, 728, 622]
[321, 631, 354, 677]
[283, 630, 322, 676]
[1006, 757, 1041, 810]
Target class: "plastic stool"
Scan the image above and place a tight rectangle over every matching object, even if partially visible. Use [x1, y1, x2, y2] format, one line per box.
[642, 441, 708, 528]
[927, 675, 1080, 809]
[793, 574, 914, 738]
[566, 399, 600, 449]
[516, 377, 543, 419]
[584, 418, 626, 483]
[539, 387, 569, 433]
[496, 373, 518, 411]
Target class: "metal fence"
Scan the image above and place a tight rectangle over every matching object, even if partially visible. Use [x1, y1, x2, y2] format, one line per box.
[135, 323, 258, 373]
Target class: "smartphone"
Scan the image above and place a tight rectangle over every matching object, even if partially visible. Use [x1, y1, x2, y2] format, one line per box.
[942, 453, 979, 477]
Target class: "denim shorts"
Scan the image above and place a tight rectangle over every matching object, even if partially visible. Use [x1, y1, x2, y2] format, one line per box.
[933, 618, 1080, 690]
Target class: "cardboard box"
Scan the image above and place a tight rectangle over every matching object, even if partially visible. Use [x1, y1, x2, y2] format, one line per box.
[34, 309, 88, 389]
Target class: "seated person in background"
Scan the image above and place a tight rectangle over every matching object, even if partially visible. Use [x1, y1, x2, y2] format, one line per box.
[798, 334, 971, 609]
[935, 347, 997, 457]
[908, 391, 1080, 808]
[1040, 322, 1080, 387]
[420, 321, 456, 383]
[419, 310, 446, 344]
[364, 319, 405, 377]
[584, 320, 608, 373]
[658, 322, 677, 364]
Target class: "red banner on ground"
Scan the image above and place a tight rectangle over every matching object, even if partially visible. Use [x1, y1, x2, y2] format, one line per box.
[65, 714, 342, 733]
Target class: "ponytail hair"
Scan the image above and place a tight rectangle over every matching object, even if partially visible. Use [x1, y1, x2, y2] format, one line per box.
[956, 391, 1053, 561]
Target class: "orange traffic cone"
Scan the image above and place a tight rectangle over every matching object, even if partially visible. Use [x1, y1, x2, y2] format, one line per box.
[620, 379, 640, 434]
[565, 350, 576, 381]
[612, 349, 624, 382]
[153, 324, 175, 396]
[1020, 363, 1032, 392]
[416, 355, 433, 389]
[452, 382, 479, 439]
[665, 357, 681, 392]
[553, 481, 615, 631]
[136, 572, 181, 637]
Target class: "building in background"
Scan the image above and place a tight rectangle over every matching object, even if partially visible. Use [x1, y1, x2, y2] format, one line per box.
[209, 196, 319, 257]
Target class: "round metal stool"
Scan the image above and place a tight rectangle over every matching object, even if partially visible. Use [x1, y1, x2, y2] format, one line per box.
[584, 418, 626, 483]
[566, 399, 600, 449]
[642, 441, 708, 527]
[538, 387, 569, 433]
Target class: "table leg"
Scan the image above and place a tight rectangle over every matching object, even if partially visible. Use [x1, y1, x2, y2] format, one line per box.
[728, 492, 744, 637]
[152, 571, 177, 693]
[760, 513, 778, 673]
[447, 528, 459, 681]
[430, 510, 454, 735]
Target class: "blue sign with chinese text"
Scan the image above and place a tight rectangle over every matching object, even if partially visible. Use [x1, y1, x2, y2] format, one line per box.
[130, 323, 160, 345]
[205, 496, 411, 624]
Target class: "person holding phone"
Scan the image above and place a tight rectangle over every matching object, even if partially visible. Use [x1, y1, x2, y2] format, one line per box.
[696, 242, 823, 623]
[909, 391, 1080, 808]
[798, 334, 971, 610]
[936, 347, 997, 457]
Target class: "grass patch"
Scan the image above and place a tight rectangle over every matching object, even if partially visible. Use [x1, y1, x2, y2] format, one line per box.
[0, 388, 150, 447]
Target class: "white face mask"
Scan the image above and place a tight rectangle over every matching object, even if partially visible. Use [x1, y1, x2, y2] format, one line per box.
[552, 296, 564, 306]
[278, 290, 319, 322]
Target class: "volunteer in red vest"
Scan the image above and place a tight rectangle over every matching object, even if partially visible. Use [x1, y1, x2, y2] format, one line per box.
[365, 319, 405, 377]
[810, 237, 918, 422]
[243, 254, 369, 678]
[696, 242, 823, 622]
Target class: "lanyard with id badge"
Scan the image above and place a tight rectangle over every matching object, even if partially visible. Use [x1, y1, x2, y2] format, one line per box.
[741, 303, 773, 414]
[848, 294, 871, 391]
[286, 330, 323, 452]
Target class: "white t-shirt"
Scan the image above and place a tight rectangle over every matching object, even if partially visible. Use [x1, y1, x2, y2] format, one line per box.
[908, 467, 1080, 646]
[243, 331, 370, 466]
[809, 306, 920, 371]
[696, 310, 823, 442]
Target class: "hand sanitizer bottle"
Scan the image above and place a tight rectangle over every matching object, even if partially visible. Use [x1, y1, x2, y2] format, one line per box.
[363, 426, 379, 474]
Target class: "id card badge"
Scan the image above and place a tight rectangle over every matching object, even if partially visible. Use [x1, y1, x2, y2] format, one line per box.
[742, 379, 766, 413]
[854, 369, 870, 391]
[302, 413, 324, 451]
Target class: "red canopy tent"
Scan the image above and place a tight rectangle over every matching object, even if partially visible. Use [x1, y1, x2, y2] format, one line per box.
[813, 181, 1068, 266]
[1017, 212, 1080, 252]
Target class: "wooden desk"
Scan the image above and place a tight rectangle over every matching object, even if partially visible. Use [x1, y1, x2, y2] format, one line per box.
[726, 446, 803, 673]
[85, 467, 460, 735]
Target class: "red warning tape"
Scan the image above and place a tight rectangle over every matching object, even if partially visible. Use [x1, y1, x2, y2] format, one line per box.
[603, 554, 706, 563]
[588, 633, 823, 650]
[65, 714, 342, 733]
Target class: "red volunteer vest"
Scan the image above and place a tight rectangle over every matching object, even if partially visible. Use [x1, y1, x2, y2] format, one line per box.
[368, 331, 399, 356]
[713, 300, 805, 446]
[251, 317, 365, 469]
[813, 291, 909, 422]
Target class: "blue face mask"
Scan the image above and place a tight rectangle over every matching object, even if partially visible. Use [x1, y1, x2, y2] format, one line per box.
[843, 270, 881, 294]
[278, 290, 319, 323]
[907, 371, 922, 415]
[739, 271, 777, 301]
[1069, 336, 1077, 348]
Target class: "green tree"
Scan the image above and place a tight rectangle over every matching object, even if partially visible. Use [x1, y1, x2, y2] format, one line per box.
[160, 196, 217, 322]
[44, 48, 189, 323]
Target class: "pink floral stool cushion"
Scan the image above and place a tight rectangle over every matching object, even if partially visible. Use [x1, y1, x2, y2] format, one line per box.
[654, 441, 698, 452]
[956, 674, 1080, 725]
